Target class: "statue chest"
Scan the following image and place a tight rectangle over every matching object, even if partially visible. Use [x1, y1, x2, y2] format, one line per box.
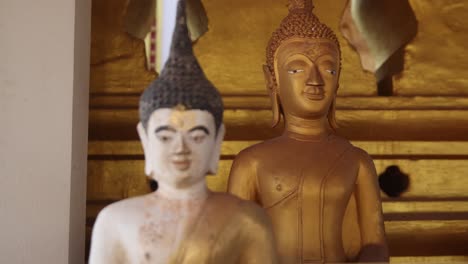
[256, 140, 359, 210]
[254, 139, 360, 262]
[125, 205, 203, 263]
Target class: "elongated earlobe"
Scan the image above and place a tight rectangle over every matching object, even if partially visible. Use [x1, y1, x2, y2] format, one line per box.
[270, 91, 281, 127]
[208, 124, 225, 175]
[327, 97, 338, 131]
[263, 65, 281, 127]
[137, 122, 152, 176]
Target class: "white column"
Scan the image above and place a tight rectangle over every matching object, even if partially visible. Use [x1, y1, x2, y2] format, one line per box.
[0, 0, 91, 263]
[157, 0, 179, 72]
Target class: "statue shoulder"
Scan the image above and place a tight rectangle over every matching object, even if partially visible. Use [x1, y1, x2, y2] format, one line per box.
[209, 193, 277, 261]
[96, 196, 147, 225]
[235, 137, 282, 162]
[329, 134, 353, 147]
[330, 135, 372, 163]
[210, 192, 251, 209]
[351, 146, 378, 182]
[90, 196, 148, 263]
[352, 146, 374, 166]
[210, 192, 269, 223]
[238, 199, 271, 226]
[91, 199, 132, 247]
[235, 198, 276, 247]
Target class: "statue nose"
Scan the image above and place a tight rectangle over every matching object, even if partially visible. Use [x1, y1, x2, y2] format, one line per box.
[306, 65, 324, 86]
[174, 134, 191, 155]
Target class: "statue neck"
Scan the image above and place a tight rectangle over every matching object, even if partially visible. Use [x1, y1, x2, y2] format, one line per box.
[283, 112, 332, 141]
[155, 180, 210, 202]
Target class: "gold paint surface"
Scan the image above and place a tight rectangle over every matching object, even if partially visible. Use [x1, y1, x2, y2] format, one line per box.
[90, 95, 468, 110]
[88, 139, 468, 201]
[385, 220, 468, 256]
[89, 0, 468, 96]
[89, 108, 468, 140]
[87, 159, 468, 201]
[390, 256, 468, 264]
[87, 160, 150, 200]
[383, 201, 468, 214]
[88, 140, 468, 157]
[90, 0, 156, 94]
[195, 0, 375, 96]
[374, 159, 468, 199]
[394, 0, 468, 95]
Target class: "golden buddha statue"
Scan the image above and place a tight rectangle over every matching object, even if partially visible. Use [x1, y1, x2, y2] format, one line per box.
[89, 1, 277, 263]
[228, 0, 388, 263]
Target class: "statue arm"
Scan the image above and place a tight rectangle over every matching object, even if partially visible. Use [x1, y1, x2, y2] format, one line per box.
[88, 207, 127, 264]
[354, 148, 389, 262]
[238, 203, 278, 264]
[227, 150, 258, 202]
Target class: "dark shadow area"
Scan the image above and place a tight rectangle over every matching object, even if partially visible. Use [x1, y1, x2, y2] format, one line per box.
[378, 165, 410, 197]
[149, 179, 158, 192]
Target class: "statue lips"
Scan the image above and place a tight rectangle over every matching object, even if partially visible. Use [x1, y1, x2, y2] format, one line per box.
[302, 86, 325, 100]
[171, 158, 191, 171]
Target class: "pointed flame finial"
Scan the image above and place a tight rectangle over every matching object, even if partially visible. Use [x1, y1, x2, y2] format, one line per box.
[139, 0, 223, 131]
[288, 0, 314, 12]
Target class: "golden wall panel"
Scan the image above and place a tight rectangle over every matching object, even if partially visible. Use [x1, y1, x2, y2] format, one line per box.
[87, 136, 468, 258]
[87, 160, 149, 201]
[90, 95, 468, 110]
[90, 0, 155, 95]
[383, 201, 468, 215]
[88, 140, 468, 157]
[87, 159, 468, 201]
[394, 0, 468, 95]
[386, 220, 468, 256]
[89, 108, 468, 140]
[89, 0, 468, 96]
[88, 0, 377, 96]
[391, 256, 468, 264]
[374, 159, 468, 200]
[87, 200, 468, 220]
[85, 199, 468, 258]
[195, 0, 376, 96]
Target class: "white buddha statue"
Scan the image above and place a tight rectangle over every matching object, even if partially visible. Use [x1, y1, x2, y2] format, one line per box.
[88, 1, 278, 263]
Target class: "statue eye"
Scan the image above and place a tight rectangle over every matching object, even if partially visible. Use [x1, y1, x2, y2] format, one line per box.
[156, 133, 173, 143]
[326, 69, 337, 75]
[287, 69, 305, 74]
[190, 134, 206, 144]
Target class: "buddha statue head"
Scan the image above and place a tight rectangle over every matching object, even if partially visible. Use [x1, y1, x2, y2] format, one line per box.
[137, 0, 224, 190]
[264, 0, 341, 129]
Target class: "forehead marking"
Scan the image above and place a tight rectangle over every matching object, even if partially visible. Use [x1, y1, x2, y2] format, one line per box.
[278, 40, 339, 64]
[303, 43, 338, 61]
[149, 109, 215, 131]
[169, 112, 185, 128]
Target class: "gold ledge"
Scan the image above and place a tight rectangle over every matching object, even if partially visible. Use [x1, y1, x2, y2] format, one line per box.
[390, 256, 468, 264]
[382, 201, 468, 214]
[86, 201, 468, 220]
[88, 140, 468, 156]
[89, 109, 468, 140]
[87, 159, 468, 201]
[90, 95, 468, 110]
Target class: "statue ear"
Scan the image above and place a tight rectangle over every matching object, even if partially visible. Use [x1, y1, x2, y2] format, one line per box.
[137, 122, 152, 176]
[263, 64, 281, 127]
[208, 124, 225, 175]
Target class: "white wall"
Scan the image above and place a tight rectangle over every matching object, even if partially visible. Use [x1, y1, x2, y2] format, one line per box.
[0, 0, 91, 263]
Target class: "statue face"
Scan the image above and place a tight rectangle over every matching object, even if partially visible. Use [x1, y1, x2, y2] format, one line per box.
[274, 38, 340, 119]
[137, 108, 224, 189]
